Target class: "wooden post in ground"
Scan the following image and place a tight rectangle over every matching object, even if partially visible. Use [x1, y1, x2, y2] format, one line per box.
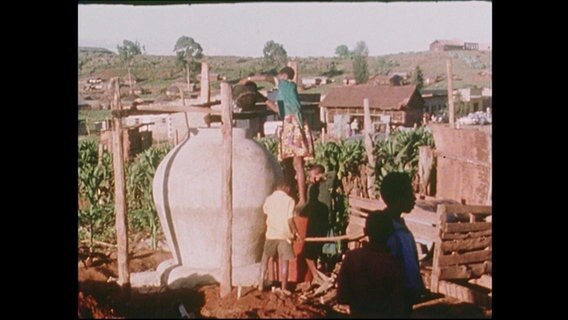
[287, 60, 299, 85]
[110, 78, 130, 292]
[446, 59, 455, 128]
[363, 99, 376, 199]
[98, 143, 104, 166]
[418, 146, 434, 197]
[179, 84, 185, 106]
[220, 82, 233, 298]
[200, 62, 210, 104]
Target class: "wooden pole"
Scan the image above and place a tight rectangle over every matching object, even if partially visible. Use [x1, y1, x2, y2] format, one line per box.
[418, 146, 434, 198]
[220, 82, 233, 297]
[287, 60, 299, 84]
[110, 78, 130, 291]
[446, 59, 455, 128]
[200, 62, 210, 104]
[363, 99, 376, 199]
[179, 84, 185, 106]
[97, 143, 104, 166]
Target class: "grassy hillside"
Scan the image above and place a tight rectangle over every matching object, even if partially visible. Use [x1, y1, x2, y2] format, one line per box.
[78, 48, 491, 99]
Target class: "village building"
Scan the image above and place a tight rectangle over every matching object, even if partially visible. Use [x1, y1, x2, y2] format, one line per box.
[301, 76, 330, 87]
[320, 84, 424, 133]
[342, 75, 357, 86]
[429, 39, 464, 52]
[420, 89, 448, 115]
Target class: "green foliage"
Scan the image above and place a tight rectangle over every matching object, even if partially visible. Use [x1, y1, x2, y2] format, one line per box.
[352, 41, 369, 84]
[311, 140, 366, 236]
[174, 36, 203, 72]
[335, 44, 350, 59]
[126, 145, 171, 249]
[375, 57, 399, 75]
[78, 139, 171, 252]
[254, 136, 279, 159]
[263, 40, 288, 71]
[321, 61, 343, 78]
[313, 140, 366, 181]
[352, 41, 369, 56]
[78, 140, 115, 251]
[117, 40, 142, 66]
[412, 65, 424, 89]
[373, 127, 434, 192]
[353, 54, 369, 84]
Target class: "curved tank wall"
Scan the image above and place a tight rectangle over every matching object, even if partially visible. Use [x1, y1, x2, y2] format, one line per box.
[153, 127, 282, 277]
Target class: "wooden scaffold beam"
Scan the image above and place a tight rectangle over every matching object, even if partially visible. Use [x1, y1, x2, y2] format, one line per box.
[110, 77, 130, 292]
[220, 82, 233, 298]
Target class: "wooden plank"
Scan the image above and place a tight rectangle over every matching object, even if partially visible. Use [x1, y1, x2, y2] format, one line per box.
[442, 229, 492, 240]
[469, 275, 492, 290]
[443, 204, 492, 215]
[110, 78, 130, 290]
[200, 62, 210, 103]
[349, 212, 367, 224]
[444, 222, 491, 233]
[349, 207, 369, 218]
[438, 249, 491, 267]
[348, 196, 383, 211]
[441, 237, 491, 253]
[418, 146, 434, 197]
[363, 98, 376, 199]
[304, 233, 365, 243]
[437, 280, 492, 308]
[403, 209, 438, 227]
[219, 82, 233, 298]
[439, 262, 490, 280]
[439, 265, 470, 279]
[136, 102, 221, 114]
[434, 151, 491, 168]
[404, 219, 438, 244]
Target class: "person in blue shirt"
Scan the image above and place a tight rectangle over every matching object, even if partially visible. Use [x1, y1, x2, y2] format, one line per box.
[374, 172, 426, 317]
[240, 67, 314, 208]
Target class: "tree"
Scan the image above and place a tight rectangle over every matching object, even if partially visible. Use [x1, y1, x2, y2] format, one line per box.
[321, 60, 343, 78]
[174, 36, 203, 90]
[375, 57, 394, 76]
[117, 40, 142, 92]
[352, 41, 369, 84]
[335, 44, 350, 59]
[412, 65, 424, 90]
[352, 41, 369, 56]
[263, 40, 287, 72]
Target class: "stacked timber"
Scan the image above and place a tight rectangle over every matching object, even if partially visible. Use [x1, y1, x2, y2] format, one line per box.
[430, 204, 492, 307]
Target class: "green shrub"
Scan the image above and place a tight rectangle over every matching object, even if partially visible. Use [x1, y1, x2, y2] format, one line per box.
[78, 139, 171, 252]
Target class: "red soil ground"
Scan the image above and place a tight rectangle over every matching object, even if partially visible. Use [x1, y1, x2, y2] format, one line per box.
[78, 247, 490, 318]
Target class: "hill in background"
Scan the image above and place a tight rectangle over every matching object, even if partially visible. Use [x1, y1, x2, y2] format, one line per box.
[78, 48, 491, 99]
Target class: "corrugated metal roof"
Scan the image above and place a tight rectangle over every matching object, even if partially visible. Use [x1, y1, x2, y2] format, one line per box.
[320, 85, 418, 110]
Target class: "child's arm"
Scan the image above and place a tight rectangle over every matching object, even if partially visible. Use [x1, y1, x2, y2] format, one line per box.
[288, 218, 302, 241]
[265, 99, 279, 113]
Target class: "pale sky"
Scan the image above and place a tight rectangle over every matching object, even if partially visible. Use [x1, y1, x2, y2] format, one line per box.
[78, 1, 491, 57]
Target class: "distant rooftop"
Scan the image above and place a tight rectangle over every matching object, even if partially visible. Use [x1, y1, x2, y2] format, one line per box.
[79, 46, 113, 54]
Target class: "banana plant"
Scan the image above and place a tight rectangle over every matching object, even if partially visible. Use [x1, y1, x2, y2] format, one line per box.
[373, 127, 434, 192]
[254, 136, 279, 160]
